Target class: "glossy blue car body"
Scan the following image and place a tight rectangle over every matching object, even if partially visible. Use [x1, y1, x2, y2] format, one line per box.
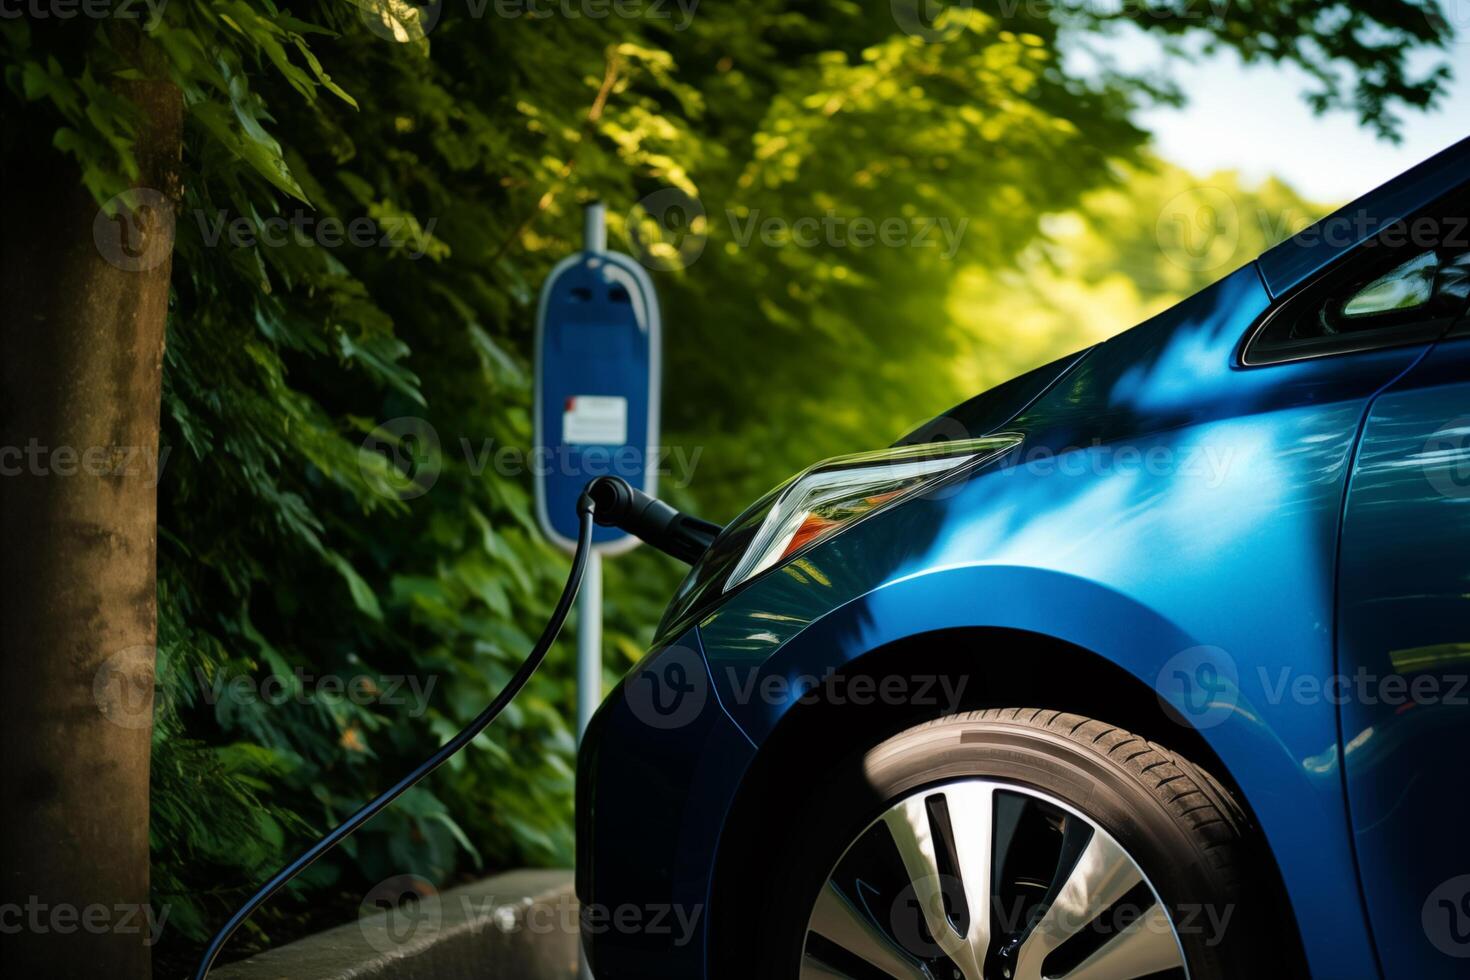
[577, 137, 1470, 979]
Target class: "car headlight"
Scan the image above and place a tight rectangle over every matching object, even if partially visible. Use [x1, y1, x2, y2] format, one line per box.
[658, 435, 1022, 633]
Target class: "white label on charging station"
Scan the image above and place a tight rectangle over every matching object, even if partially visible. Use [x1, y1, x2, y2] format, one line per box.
[563, 395, 628, 445]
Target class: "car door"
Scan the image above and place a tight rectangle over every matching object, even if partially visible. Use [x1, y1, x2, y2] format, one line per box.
[1338, 283, 1470, 974]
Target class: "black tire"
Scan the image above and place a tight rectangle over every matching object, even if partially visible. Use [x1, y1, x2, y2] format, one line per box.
[724, 708, 1263, 980]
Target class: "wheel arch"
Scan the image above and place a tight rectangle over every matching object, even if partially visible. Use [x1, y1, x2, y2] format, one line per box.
[705, 625, 1308, 977]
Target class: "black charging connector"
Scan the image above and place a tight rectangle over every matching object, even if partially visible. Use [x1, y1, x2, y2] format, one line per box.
[585, 476, 720, 565]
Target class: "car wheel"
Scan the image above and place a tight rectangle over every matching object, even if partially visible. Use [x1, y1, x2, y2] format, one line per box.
[731, 708, 1258, 980]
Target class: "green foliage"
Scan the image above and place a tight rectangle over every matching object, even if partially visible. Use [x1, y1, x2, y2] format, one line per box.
[948, 161, 1334, 395]
[0, 1, 1444, 972]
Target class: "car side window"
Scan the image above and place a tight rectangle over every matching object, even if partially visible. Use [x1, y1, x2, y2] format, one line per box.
[1342, 251, 1441, 319]
[1243, 194, 1470, 365]
[1338, 249, 1470, 323]
[1434, 250, 1470, 312]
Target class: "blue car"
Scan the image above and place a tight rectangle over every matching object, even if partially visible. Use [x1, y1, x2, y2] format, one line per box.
[576, 137, 1470, 979]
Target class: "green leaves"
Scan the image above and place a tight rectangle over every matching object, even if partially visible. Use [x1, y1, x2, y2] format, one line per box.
[345, 0, 435, 54]
[193, 100, 308, 201]
[215, 0, 359, 107]
[327, 552, 384, 620]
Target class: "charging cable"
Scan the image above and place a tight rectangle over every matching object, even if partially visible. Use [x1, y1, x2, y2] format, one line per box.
[192, 490, 598, 980]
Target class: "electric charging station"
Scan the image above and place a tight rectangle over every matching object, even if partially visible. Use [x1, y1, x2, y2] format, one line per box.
[197, 202, 680, 980]
[196, 201, 667, 980]
[534, 202, 662, 738]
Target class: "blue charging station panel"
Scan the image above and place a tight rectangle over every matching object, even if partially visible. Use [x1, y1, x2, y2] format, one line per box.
[534, 245, 661, 554]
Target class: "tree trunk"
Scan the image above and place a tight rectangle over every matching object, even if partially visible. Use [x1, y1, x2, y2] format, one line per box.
[1, 79, 181, 979]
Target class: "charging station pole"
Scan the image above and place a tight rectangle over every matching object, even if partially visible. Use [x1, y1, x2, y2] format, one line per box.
[533, 198, 663, 980]
[572, 239, 600, 980]
[533, 197, 661, 732]
[574, 203, 608, 741]
[575, 551, 602, 737]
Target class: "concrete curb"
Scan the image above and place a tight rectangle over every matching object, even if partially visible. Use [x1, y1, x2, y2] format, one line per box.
[212, 869, 578, 980]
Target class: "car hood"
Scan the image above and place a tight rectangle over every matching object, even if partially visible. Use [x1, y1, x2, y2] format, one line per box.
[896, 346, 1092, 446]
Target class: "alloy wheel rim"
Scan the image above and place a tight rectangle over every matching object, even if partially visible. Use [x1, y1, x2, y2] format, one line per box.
[800, 779, 1189, 980]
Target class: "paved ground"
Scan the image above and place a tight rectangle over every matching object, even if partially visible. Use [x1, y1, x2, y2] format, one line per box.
[213, 870, 578, 980]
